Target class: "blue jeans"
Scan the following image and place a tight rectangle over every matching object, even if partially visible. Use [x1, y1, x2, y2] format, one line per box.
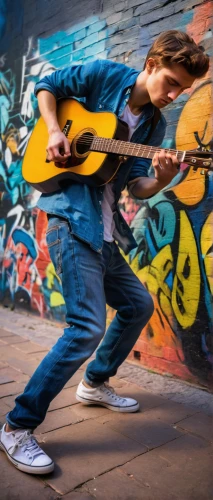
[7, 216, 154, 430]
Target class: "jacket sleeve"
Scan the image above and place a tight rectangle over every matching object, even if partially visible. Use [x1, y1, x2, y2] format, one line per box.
[127, 114, 167, 183]
[34, 60, 103, 99]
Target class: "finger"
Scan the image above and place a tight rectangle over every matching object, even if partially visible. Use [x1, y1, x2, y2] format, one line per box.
[51, 147, 68, 162]
[63, 139, 71, 156]
[170, 154, 179, 168]
[46, 148, 55, 162]
[152, 152, 160, 166]
[158, 150, 171, 167]
[164, 153, 179, 169]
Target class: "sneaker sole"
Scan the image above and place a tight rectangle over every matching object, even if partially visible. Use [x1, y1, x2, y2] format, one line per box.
[0, 439, 54, 475]
[76, 394, 140, 412]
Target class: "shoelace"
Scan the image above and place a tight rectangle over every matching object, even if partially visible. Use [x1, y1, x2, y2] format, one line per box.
[101, 383, 126, 403]
[10, 430, 43, 459]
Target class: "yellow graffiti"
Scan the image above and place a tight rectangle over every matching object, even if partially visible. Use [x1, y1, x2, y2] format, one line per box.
[50, 291, 65, 308]
[176, 82, 212, 150]
[172, 211, 200, 328]
[137, 245, 177, 348]
[46, 262, 65, 307]
[169, 168, 206, 205]
[137, 245, 173, 319]
[201, 212, 213, 295]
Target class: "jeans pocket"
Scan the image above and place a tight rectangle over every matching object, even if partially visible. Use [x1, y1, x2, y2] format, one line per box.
[46, 226, 60, 247]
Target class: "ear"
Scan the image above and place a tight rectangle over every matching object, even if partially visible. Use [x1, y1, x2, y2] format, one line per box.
[146, 58, 157, 74]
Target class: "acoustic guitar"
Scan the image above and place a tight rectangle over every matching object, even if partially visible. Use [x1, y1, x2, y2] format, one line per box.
[22, 98, 213, 193]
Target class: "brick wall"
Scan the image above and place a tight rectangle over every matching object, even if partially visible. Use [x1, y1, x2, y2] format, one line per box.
[0, 0, 212, 388]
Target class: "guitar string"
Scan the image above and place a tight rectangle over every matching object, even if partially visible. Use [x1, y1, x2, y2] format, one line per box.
[65, 133, 182, 154]
[64, 135, 186, 158]
[64, 134, 212, 159]
[65, 131, 210, 154]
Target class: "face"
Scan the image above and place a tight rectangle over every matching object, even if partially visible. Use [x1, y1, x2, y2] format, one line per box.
[145, 60, 196, 108]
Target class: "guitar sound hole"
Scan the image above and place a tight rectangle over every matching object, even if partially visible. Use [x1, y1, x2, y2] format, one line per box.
[76, 133, 94, 156]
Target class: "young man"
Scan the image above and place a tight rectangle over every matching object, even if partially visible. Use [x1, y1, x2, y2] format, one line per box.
[0, 30, 209, 474]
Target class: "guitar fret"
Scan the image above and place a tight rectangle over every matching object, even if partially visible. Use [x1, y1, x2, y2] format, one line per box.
[92, 137, 188, 164]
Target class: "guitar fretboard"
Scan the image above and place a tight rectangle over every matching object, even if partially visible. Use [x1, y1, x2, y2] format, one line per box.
[91, 137, 185, 162]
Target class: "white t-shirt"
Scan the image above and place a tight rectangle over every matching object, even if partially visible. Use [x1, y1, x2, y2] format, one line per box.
[102, 104, 142, 242]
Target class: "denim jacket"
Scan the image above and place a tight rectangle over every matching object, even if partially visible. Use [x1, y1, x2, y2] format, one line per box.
[35, 59, 166, 254]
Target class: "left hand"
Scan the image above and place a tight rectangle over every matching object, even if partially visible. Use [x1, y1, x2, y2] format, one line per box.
[152, 149, 179, 188]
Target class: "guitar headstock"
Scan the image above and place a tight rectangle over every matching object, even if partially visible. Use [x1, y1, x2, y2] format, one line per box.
[185, 148, 213, 174]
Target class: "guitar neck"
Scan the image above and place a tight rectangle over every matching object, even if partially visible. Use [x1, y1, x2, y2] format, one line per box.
[91, 136, 185, 162]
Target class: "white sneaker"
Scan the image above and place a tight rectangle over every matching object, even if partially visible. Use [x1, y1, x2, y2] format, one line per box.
[0, 424, 54, 474]
[76, 380, 139, 412]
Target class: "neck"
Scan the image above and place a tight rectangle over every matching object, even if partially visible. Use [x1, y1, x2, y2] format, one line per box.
[128, 71, 151, 113]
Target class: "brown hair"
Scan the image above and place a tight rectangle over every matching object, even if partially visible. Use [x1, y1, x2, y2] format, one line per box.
[144, 30, 209, 78]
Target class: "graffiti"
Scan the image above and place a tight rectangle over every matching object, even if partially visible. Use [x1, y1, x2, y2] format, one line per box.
[0, 14, 108, 320]
[125, 78, 213, 385]
[0, 43, 64, 319]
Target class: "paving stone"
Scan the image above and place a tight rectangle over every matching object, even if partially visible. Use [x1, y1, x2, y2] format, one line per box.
[84, 467, 155, 500]
[117, 382, 168, 411]
[39, 419, 147, 494]
[62, 490, 94, 499]
[0, 372, 15, 385]
[0, 381, 26, 398]
[11, 341, 49, 354]
[108, 376, 129, 389]
[95, 411, 182, 450]
[71, 402, 112, 420]
[0, 334, 29, 345]
[48, 386, 79, 411]
[0, 344, 45, 364]
[0, 394, 16, 410]
[0, 345, 18, 362]
[0, 452, 59, 500]
[4, 356, 41, 377]
[0, 346, 49, 378]
[117, 362, 213, 416]
[0, 366, 29, 384]
[176, 412, 213, 442]
[0, 328, 15, 338]
[138, 400, 199, 425]
[0, 399, 12, 425]
[0, 361, 8, 369]
[122, 434, 213, 500]
[36, 406, 84, 434]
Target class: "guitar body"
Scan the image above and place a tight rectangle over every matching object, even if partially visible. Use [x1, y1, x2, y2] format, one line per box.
[22, 99, 129, 193]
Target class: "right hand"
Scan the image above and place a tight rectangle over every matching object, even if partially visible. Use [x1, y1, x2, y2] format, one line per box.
[46, 131, 71, 163]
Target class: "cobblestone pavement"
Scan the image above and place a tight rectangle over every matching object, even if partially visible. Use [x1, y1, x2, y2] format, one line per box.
[0, 306, 212, 416]
[0, 307, 213, 499]
[0, 319, 213, 499]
